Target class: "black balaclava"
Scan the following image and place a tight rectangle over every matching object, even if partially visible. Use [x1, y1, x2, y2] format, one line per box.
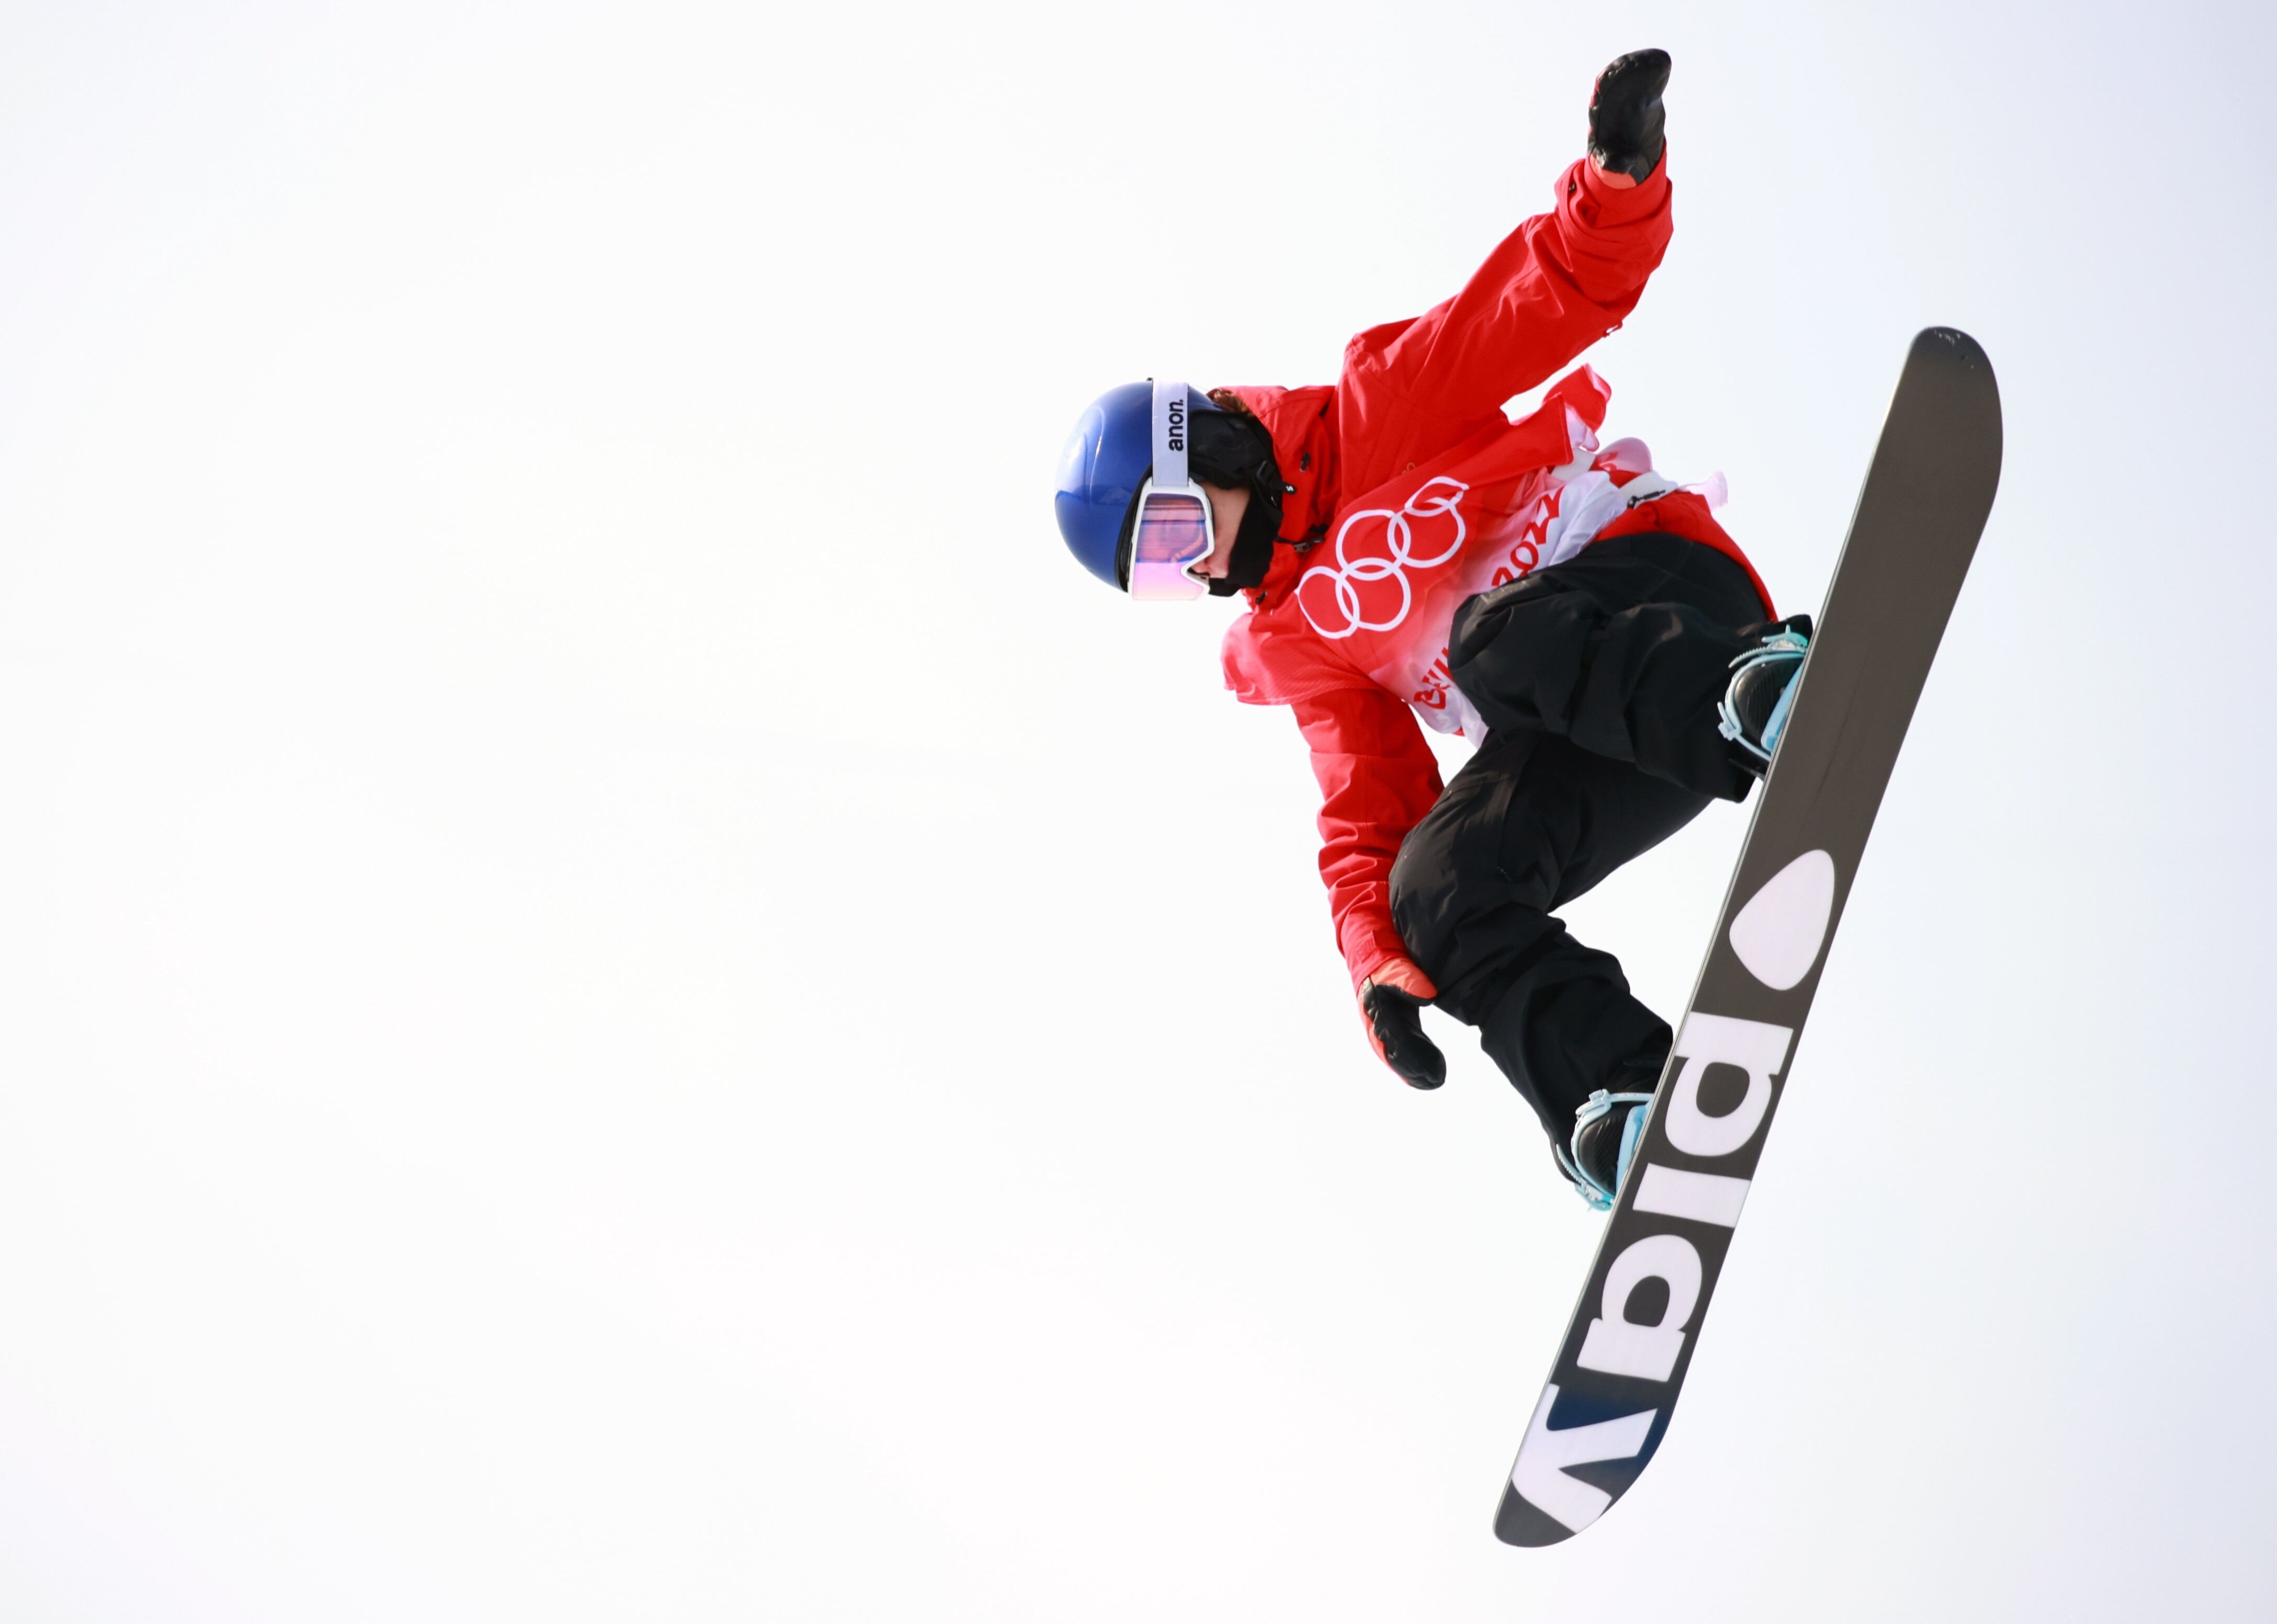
[1114, 401, 1286, 595]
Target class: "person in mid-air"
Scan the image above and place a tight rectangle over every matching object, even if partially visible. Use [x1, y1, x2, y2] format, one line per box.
[1052, 50, 1809, 1208]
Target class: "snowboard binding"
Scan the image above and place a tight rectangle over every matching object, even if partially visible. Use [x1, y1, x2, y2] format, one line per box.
[1558, 1089, 1655, 1211]
[1718, 617, 1813, 770]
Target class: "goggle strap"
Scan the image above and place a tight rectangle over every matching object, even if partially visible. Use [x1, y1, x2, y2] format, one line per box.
[1151, 378, 1190, 492]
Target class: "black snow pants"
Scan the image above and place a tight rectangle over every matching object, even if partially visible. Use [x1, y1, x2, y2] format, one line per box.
[1388, 531, 1773, 1154]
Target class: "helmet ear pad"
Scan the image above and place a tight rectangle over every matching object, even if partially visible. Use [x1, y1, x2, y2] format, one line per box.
[1112, 403, 1286, 592]
[1189, 408, 1284, 529]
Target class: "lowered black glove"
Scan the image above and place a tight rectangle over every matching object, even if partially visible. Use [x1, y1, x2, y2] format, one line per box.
[1588, 48, 1672, 182]
[1359, 958, 1447, 1090]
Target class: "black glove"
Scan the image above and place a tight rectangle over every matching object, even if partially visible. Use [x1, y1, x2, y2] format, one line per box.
[1588, 49, 1672, 182]
[1360, 961, 1447, 1090]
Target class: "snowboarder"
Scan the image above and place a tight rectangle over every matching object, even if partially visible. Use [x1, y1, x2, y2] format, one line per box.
[1051, 50, 1809, 1209]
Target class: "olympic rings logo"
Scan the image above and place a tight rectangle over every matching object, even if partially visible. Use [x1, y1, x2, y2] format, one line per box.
[1297, 478, 1471, 640]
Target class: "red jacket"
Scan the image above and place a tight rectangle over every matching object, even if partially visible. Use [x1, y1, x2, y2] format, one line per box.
[1213, 155, 1769, 993]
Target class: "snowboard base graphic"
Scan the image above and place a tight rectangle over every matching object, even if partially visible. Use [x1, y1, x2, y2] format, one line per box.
[1494, 328, 2004, 1547]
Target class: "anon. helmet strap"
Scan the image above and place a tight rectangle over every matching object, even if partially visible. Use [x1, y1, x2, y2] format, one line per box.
[1151, 379, 1190, 490]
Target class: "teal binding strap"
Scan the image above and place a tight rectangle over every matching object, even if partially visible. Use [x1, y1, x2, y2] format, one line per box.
[1557, 1089, 1658, 1211]
[1716, 627, 1811, 765]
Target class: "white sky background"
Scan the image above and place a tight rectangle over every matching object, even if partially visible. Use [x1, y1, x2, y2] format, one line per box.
[1, 0, 2272, 1617]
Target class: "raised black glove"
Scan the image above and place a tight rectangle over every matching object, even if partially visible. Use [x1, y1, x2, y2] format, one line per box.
[1587, 48, 1672, 182]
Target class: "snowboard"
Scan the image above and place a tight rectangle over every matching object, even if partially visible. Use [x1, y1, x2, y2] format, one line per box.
[1494, 328, 2004, 1547]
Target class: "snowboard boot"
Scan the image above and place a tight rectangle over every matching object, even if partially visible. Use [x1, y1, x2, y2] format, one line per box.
[1558, 1088, 1655, 1211]
[1718, 616, 1813, 772]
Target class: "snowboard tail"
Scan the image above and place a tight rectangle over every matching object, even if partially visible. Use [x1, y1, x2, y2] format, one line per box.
[1494, 328, 2003, 1547]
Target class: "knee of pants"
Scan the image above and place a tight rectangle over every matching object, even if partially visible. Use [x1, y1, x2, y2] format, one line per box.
[1446, 581, 1597, 736]
[1388, 752, 1494, 966]
[1389, 770, 1556, 1013]
[1388, 816, 1461, 976]
[1385, 875, 1466, 1011]
[1393, 827, 1568, 1025]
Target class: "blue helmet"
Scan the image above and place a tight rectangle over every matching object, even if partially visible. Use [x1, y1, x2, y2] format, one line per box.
[1055, 381, 1224, 590]
[1054, 381, 1149, 589]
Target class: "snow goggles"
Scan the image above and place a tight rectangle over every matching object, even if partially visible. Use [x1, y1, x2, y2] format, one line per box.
[1126, 379, 1214, 602]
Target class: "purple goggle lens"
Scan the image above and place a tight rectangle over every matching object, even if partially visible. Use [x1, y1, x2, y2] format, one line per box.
[1128, 487, 1211, 601]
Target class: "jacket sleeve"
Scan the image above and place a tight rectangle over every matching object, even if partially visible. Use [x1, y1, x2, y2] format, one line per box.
[1289, 686, 1446, 991]
[1340, 156, 1674, 484]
